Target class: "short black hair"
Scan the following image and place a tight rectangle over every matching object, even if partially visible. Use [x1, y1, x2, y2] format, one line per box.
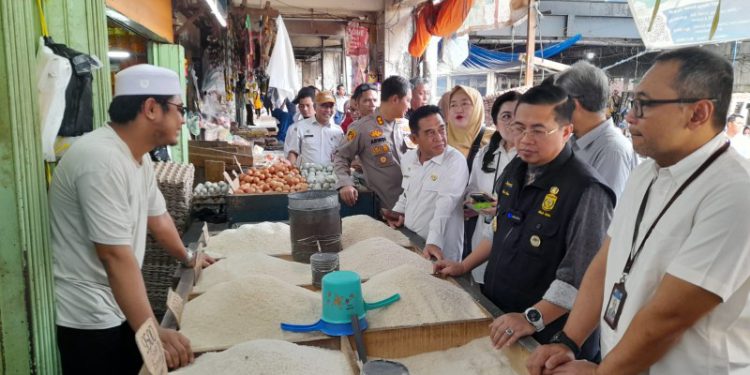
[516, 84, 575, 126]
[108, 95, 171, 124]
[336, 84, 344, 90]
[381, 76, 410, 102]
[293, 87, 316, 104]
[352, 83, 378, 100]
[408, 105, 443, 134]
[490, 91, 522, 125]
[727, 114, 743, 123]
[654, 47, 733, 131]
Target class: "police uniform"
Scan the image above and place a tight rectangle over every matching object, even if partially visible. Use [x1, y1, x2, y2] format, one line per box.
[333, 110, 413, 210]
[484, 143, 615, 360]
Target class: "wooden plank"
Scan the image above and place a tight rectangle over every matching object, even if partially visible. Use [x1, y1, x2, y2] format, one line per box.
[204, 160, 226, 183]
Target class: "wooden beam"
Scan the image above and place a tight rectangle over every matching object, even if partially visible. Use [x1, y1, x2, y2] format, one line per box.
[524, 0, 537, 86]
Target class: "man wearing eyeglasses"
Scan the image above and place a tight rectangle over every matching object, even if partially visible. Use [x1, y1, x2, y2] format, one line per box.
[49, 65, 215, 373]
[435, 83, 615, 360]
[527, 47, 750, 375]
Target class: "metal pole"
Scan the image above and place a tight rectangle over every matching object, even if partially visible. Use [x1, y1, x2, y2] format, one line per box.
[524, 0, 536, 86]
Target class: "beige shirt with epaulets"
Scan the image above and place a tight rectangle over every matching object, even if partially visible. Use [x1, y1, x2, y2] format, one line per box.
[333, 110, 413, 209]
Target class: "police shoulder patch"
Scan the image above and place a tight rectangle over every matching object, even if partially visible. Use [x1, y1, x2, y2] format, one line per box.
[346, 129, 357, 142]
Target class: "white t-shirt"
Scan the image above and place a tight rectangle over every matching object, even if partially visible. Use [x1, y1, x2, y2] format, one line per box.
[50, 125, 167, 330]
[601, 134, 750, 374]
[393, 146, 468, 262]
[730, 133, 750, 159]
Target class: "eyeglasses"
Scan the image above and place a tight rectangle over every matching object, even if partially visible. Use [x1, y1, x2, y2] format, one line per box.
[166, 102, 187, 116]
[629, 97, 716, 118]
[509, 124, 559, 140]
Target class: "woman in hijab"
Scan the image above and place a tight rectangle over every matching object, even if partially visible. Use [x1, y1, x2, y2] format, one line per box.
[463, 90, 520, 281]
[446, 85, 493, 173]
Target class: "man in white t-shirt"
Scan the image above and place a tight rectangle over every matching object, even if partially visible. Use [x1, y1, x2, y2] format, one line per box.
[50, 65, 214, 374]
[334, 84, 349, 125]
[527, 47, 750, 375]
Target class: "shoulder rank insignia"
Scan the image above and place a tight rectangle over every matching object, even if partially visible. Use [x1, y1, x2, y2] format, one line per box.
[346, 129, 357, 142]
[376, 116, 384, 126]
[370, 129, 383, 138]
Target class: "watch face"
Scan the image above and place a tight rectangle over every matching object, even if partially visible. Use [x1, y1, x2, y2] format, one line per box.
[527, 309, 541, 322]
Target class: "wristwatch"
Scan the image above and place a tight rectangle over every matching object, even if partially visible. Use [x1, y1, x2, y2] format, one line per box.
[524, 307, 545, 332]
[550, 330, 581, 357]
[180, 248, 196, 267]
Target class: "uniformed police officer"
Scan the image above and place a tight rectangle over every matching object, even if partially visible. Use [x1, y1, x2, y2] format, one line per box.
[334, 76, 414, 210]
[435, 84, 614, 361]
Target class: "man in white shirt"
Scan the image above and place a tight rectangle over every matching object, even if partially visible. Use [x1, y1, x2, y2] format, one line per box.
[334, 84, 349, 125]
[286, 91, 344, 166]
[554, 61, 638, 198]
[284, 87, 317, 157]
[726, 114, 750, 159]
[527, 47, 750, 375]
[50, 65, 214, 373]
[385, 105, 468, 262]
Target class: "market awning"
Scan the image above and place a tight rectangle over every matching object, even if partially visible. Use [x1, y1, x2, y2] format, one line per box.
[462, 33, 582, 70]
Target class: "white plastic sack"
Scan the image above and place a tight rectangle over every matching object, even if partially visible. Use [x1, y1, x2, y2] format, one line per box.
[442, 35, 470, 69]
[267, 16, 300, 107]
[36, 37, 72, 162]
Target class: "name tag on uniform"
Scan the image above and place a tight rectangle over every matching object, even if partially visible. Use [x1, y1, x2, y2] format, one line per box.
[604, 282, 627, 330]
[304, 134, 314, 138]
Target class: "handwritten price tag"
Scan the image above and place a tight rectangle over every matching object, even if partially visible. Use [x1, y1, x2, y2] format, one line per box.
[193, 251, 204, 282]
[135, 318, 167, 375]
[166, 289, 184, 327]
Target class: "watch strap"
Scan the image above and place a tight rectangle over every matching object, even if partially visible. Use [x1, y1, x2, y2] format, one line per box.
[550, 330, 581, 357]
[180, 248, 196, 267]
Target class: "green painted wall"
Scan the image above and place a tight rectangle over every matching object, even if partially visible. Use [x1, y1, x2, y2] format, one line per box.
[0, 1, 57, 374]
[0, 0, 112, 373]
[148, 42, 189, 163]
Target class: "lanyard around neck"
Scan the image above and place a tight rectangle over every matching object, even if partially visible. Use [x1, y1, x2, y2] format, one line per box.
[622, 141, 730, 281]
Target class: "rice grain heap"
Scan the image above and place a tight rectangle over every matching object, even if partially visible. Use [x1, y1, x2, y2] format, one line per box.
[193, 253, 312, 294]
[180, 275, 322, 352]
[362, 265, 486, 328]
[339, 237, 433, 279]
[206, 222, 292, 257]
[170, 339, 354, 375]
[396, 336, 516, 375]
[341, 215, 411, 248]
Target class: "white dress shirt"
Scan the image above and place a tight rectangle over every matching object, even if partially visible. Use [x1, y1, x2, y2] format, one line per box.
[601, 133, 750, 375]
[286, 116, 344, 166]
[730, 133, 750, 159]
[465, 142, 515, 283]
[393, 146, 469, 262]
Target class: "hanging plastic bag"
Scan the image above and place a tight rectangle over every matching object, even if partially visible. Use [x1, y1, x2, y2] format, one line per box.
[442, 35, 470, 69]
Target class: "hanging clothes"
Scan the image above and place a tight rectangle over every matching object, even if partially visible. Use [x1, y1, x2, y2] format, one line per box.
[267, 15, 300, 107]
[36, 37, 72, 162]
[408, 0, 474, 58]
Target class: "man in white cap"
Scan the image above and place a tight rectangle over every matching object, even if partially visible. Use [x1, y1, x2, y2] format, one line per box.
[49, 64, 212, 373]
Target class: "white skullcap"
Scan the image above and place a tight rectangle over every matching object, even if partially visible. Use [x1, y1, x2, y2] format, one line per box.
[114, 64, 181, 97]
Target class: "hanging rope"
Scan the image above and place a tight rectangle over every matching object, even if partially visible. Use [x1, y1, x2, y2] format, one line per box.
[36, 0, 49, 37]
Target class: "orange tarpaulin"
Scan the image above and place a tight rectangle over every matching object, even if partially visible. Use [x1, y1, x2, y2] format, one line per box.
[408, 0, 474, 57]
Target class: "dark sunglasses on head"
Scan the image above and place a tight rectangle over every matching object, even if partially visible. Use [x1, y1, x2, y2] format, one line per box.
[353, 83, 378, 98]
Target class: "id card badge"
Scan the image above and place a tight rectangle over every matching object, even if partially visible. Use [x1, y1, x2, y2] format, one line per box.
[604, 282, 627, 330]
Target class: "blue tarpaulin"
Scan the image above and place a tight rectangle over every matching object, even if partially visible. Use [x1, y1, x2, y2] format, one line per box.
[462, 34, 582, 69]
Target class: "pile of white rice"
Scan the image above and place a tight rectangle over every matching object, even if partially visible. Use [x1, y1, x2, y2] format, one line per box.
[341, 215, 411, 248]
[396, 336, 516, 375]
[180, 275, 322, 351]
[339, 237, 432, 279]
[362, 265, 486, 329]
[170, 339, 353, 375]
[193, 253, 312, 294]
[206, 222, 292, 257]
